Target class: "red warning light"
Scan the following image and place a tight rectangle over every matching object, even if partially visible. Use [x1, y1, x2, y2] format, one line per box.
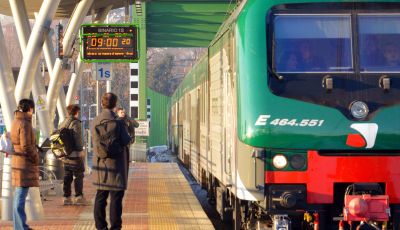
[346, 134, 366, 148]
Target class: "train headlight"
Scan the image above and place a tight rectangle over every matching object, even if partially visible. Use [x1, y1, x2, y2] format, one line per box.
[272, 154, 288, 169]
[290, 154, 306, 170]
[350, 101, 369, 119]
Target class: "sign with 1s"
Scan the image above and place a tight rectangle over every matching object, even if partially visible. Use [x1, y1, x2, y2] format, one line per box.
[95, 62, 113, 81]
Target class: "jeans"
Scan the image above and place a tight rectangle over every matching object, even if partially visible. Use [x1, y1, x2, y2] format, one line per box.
[63, 167, 84, 197]
[13, 187, 30, 230]
[94, 190, 125, 230]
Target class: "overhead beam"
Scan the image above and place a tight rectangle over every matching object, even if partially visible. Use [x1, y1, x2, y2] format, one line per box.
[147, 2, 234, 13]
[147, 13, 228, 24]
[146, 1, 235, 47]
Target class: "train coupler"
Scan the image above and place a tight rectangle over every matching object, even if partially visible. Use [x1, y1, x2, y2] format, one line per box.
[343, 194, 390, 221]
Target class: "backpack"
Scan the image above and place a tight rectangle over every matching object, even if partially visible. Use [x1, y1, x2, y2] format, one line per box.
[95, 119, 131, 158]
[50, 119, 75, 158]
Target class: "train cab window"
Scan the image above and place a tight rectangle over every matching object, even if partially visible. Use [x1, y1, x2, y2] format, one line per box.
[358, 14, 400, 72]
[273, 15, 352, 73]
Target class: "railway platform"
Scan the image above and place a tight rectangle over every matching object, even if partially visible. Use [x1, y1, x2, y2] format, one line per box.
[0, 163, 214, 230]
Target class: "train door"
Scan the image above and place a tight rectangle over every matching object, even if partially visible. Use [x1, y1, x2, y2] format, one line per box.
[199, 77, 209, 189]
[222, 30, 234, 184]
[189, 89, 200, 180]
[169, 104, 174, 151]
[209, 40, 225, 181]
[178, 98, 184, 162]
[173, 104, 179, 154]
[196, 88, 201, 182]
[185, 94, 191, 168]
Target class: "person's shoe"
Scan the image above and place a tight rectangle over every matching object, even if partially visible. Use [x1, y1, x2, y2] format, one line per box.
[63, 196, 73, 205]
[74, 195, 88, 205]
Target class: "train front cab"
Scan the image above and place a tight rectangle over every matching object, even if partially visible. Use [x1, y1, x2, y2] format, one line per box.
[256, 2, 400, 229]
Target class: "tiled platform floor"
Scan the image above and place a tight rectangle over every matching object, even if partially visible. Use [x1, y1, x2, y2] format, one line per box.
[0, 163, 214, 230]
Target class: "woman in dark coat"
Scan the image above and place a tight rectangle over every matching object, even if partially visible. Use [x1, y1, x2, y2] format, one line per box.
[10, 99, 38, 230]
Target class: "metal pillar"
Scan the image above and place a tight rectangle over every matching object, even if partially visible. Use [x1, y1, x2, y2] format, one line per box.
[65, 58, 84, 106]
[57, 91, 67, 121]
[92, 6, 113, 116]
[105, 13, 112, 93]
[41, 24, 67, 121]
[133, 2, 148, 121]
[10, 0, 53, 137]
[66, 6, 111, 106]
[66, 5, 112, 107]
[46, 0, 94, 119]
[7, 0, 60, 221]
[125, 0, 131, 23]
[0, 22, 18, 221]
[14, 0, 61, 103]
[96, 81, 101, 115]
[106, 81, 112, 93]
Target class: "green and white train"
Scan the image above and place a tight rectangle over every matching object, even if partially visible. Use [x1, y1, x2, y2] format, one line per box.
[168, 0, 400, 229]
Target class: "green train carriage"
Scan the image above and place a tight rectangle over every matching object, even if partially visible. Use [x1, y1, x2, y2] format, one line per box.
[168, 0, 400, 229]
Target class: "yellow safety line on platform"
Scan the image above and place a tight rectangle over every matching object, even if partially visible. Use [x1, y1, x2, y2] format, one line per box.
[148, 163, 214, 230]
[0, 163, 214, 230]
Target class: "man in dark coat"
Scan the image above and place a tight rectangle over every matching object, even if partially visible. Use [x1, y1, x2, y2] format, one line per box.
[59, 104, 86, 205]
[116, 107, 139, 142]
[91, 93, 131, 230]
[10, 99, 38, 230]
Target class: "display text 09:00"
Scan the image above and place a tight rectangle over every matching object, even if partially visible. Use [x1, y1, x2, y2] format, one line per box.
[87, 37, 133, 48]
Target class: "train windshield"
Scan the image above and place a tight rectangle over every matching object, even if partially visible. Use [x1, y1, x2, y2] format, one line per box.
[269, 5, 400, 119]
[359, 14, 400, 72]
[273, 14, 400, 73]
[274, 15, 352, 73]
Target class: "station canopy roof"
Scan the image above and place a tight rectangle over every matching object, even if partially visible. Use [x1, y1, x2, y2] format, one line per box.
[0, 0, 236, 47]
[0, 0, 127, 18]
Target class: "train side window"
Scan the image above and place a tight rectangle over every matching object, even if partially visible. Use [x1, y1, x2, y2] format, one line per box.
[358, 14, 400, 72]
[273, 14, 353, 73]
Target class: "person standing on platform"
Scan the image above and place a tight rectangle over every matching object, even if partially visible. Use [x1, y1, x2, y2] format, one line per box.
[116, 107, 139, 165]
[10, 99, 38, 230]
[91, 93, 132, 230]
[59, 104, 87, 205]
[116, 107, 139, 143]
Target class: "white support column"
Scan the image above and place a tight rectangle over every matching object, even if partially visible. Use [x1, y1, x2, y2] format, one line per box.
[46, 0, 94, 118]
[57, 90, 67, 121]
[41, 20, 67, 121]
[0, 22, 17, 221]
[42, 33, 55, 74]
[66, 5, 112, 107]
[9, 0, 61, 221]
[62, 0, 94, 56]
[10, 0, 53, 137]
[106, 81, 112, 93]
[66, 58, 84, 106]
[96, 81, 101, 115]
[14, 0, 61, 102]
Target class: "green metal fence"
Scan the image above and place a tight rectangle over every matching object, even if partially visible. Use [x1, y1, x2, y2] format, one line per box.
[147, 88, 169, 147]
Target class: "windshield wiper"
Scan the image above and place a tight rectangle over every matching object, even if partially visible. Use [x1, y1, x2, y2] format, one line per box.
[267, 65, 284, 81]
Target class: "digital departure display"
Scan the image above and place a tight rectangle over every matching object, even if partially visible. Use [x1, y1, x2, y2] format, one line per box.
[80, 25, 138, 62]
